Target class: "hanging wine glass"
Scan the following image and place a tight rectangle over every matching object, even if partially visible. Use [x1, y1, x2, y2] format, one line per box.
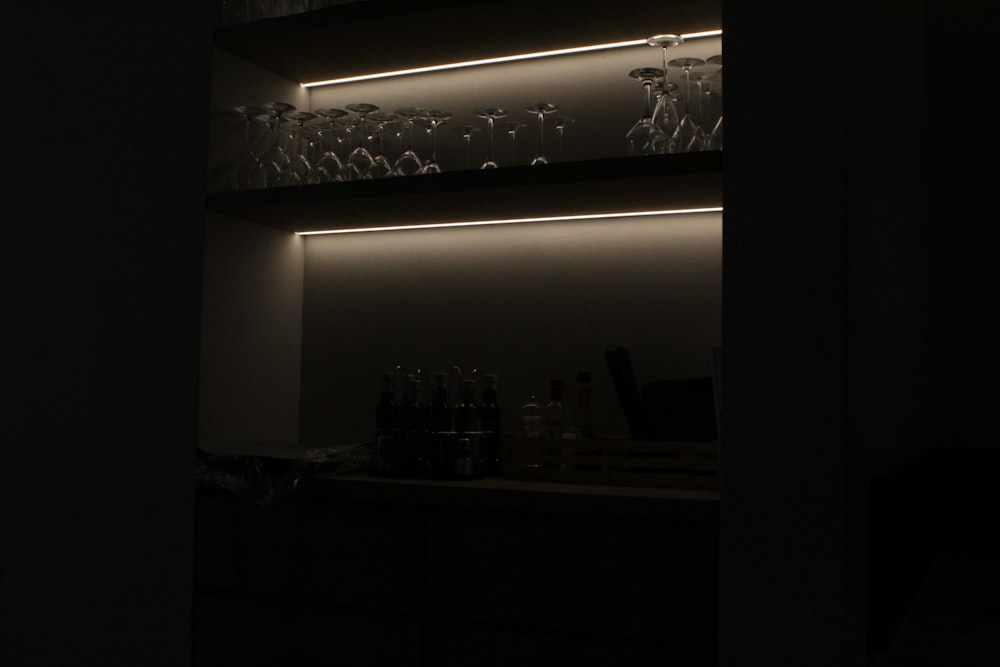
[524, 102, 558, 165]
[474, 107, 506, 169]
[646, 34, 684, 154]
[416, 109, 451, 175]
[453, 124, 481, 171]
[230, 105, 264, 190]
[668, 57, 706, 153]
[392, 107, 425, 176]
[312, 107, 348, 182]
[366, 111, 398, 178]
[277, 110, 316, 186]
[625, 68, 662, 156]
[250, 101, 295, 188]
[344, 102, 380, 180]
[505, 120, 526, 166]
[553, 116, 575, 162]
[705, 55, 724, 151]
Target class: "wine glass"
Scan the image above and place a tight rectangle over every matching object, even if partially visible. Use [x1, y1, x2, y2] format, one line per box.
[366, 111, 398, 178]
[553, 116, 575, 162]
[392, 107, 425, 176]
[277, 110, 316, 186]
[454, 124, 481, 171]
[416, 109, 451, 175]
[505, 120, 526, 166]
[524, 102, 558, 165]
[312, 107, 348, 182]
[647, 34, 684, 154]
[230, 105, 264, 190]
[705, 55, 724, 151]
[474, 107, 506, 169]
[250, 101, 295, 188]
[625, 68, 662, 156]
[668, 57, 706, 152]
[344, 103, 380, 179]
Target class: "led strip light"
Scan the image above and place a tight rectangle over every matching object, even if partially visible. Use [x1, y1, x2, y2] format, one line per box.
[301, 30, 722, 88]
[296, 207, 723, 236]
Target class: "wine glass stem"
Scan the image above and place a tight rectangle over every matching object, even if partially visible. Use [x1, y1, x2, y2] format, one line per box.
[536, 112, 544, 160]
[487, 117, 495, 164]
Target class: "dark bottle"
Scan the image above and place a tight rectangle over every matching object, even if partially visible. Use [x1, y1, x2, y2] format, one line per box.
[427, 372, 455, 478]
[571, 371, 593, 439]
[456, 379, 483, 478]
[543, 378, 566, 439]
[372, 371, 398, 475]
[480, 374, 502, 476]
[401, 376, 428, 477]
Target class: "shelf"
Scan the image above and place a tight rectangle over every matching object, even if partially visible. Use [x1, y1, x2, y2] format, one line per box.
[206, 151, 722, 233]
[213, 0, 722, 84]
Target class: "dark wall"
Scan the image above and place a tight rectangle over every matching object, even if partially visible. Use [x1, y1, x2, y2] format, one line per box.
[2, 2, 211, 664]
[721, 0, 998, 664]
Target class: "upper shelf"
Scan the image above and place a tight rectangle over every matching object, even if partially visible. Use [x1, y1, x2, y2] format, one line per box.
[205, 151, 722, 233]
[213, 0, 723, 84]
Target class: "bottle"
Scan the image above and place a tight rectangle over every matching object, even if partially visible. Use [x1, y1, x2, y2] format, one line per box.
[480, 374, 502, 476]
[427, 372, 455, 478]
[457, 379, 481, 433]
[401, 376, 428, 477]
[521, 395, 543, 437]
[542, 378, 565, 439]
[571, 371, 593, 439]
[372, 371, 398, 474]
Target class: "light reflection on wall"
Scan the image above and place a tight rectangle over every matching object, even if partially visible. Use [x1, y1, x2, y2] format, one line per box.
[298, 212, 722, 445]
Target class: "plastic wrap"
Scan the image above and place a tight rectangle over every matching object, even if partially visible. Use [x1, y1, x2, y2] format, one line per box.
[194, 443, 372, 506]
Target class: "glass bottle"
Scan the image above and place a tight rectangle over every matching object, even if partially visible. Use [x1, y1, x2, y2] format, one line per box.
[401, 376, 428, 477]
[543, 378, 565, 439]
[372, 371, 398, 474]
[427, 372, 455, 478]
[480, 374, 502, 476]
[521, 395, 543, 438]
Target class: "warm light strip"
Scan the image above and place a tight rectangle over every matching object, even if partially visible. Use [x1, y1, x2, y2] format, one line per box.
[296, 207, 724, 236]
[301, 30, 723, 88]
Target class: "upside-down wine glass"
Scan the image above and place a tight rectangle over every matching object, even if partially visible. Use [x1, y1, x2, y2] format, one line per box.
[417, 109, 451, 175]
[475, 107, 506, 169]
[554, 116, 574, 162]
[524, 102, 558, 165]
[668, 57, 705, 152]
[705, 54, 724, 150]
[454, 124, 481, 170]
[392, 107, 425, 176]
[313, 107, 348, 182]
[344, 103, 379, 179]
[250, 101, 296, 188]
[505, 120, 526, 165]
[647, 34, 684, 154]
[625, 68, 662, 156]
[230, 105, 264, 190]
[277, 110, 316, 186]
[367, 111, 398, 178]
